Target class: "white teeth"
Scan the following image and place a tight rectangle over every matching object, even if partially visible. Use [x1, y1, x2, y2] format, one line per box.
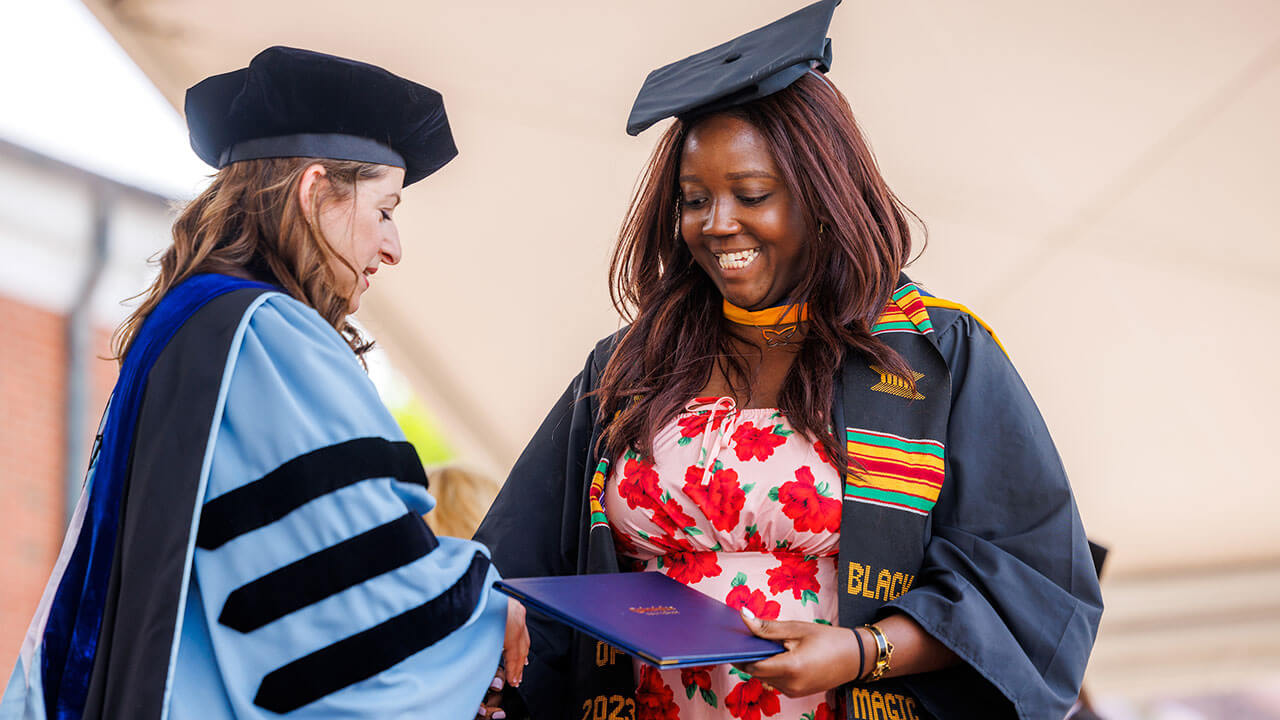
[717, 248, 759, 270]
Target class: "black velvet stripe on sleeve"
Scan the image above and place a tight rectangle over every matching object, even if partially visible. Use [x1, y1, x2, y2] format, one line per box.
[217, 512, 440, 633]
[252, 551, 491, 714]
[196, 437, 426, 550]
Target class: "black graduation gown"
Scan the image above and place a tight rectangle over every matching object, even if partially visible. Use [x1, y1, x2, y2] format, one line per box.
[475, 281, 1102, 720]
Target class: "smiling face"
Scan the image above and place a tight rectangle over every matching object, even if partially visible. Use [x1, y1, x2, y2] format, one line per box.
[312, 164, 406, 312]
[678, 114, 811, 311]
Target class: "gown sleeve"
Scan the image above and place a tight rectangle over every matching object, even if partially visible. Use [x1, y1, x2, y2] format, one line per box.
[171, 294, 506, 719]
[474, 342, 609, 720]
[884, 312, 1103, 719]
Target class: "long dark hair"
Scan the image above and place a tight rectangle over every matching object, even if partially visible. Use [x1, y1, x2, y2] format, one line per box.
[597, 73, 922, 470]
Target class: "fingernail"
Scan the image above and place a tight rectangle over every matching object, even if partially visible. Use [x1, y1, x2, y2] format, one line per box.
[741, 607, 756, 620]
[490, 677, 504, 691]
[493, 712, 507, 719]
[477, 707, 488, 717]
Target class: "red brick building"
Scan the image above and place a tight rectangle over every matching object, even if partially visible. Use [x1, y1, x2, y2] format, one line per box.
[0, 139, 172, 661]
[0, 300, 115, 660]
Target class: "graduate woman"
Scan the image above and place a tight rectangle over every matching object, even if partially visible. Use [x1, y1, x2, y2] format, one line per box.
[476, 2, 1102, 719]
[1, 47, 520, 720]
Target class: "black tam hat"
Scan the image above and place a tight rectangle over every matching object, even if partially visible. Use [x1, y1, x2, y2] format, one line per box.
[185, 46, 456, 186]
[626, 0, 840, 136]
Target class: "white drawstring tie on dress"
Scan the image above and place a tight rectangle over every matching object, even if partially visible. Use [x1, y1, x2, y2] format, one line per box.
[684, 396, 741, 485]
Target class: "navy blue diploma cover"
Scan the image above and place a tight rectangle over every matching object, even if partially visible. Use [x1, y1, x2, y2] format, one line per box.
[494, 572, 784, 668]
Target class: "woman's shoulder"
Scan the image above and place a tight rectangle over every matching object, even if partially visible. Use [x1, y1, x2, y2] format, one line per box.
[247, 290, 340, 332]
[589, 326, 629, 359]
[907, 283, 1010, 362]
[217, 291, 393, 438]
[239, 291, 358, 356]
[907, 286, 1038, 409]
[154, 286, 363, 389]
[166, 288, 372, 401]
[169, 283, 337, 345]
[581, 326, 631, 377]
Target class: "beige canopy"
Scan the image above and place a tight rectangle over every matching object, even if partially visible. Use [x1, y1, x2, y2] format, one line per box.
[84, 0, 1280, 702]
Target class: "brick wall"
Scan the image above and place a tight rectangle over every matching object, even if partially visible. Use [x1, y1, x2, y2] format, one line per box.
[0, 295, 116, 662]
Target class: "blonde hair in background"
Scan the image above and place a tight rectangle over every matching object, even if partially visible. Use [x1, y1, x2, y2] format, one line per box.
[111, 157, 389, 364]
[423, 466, 502, 539]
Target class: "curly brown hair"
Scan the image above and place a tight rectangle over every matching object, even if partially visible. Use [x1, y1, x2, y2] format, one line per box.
[111, 157, 388, 364]
[597, 73, 922, 471]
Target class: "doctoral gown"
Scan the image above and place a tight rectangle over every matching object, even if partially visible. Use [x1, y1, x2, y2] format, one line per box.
[2, 274, 506, 720]
[475, 277, 1103, 720]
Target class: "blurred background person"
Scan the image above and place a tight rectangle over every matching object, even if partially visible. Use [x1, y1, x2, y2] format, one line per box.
[425, 467, 502, 539]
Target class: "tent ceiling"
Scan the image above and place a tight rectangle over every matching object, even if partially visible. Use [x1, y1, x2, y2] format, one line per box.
[84, 0, 1280, 580]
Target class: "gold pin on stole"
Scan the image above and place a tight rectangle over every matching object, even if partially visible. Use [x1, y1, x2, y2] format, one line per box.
[869, 365, 925, 400]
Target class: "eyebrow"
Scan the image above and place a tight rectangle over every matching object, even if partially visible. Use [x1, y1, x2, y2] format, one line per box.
[678, 171, 779, 182]
[726, 171, 778, 181]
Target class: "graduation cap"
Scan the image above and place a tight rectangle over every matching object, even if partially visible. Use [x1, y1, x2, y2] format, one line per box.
[185, 46, 456, 186]
[626, 0, 840, 136]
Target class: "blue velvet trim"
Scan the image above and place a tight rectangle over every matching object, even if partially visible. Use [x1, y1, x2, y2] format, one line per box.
[40, 274, 274, 720]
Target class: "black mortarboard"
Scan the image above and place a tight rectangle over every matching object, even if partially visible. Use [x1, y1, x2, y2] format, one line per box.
[626, 0, 840, 136]
[185, 46, 455, 186]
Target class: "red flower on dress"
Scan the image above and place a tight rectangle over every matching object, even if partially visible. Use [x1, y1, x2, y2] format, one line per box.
[742, 525, 767, 552]
[683, 464, 705, 486]
[813, 438, 840, 473]
[724, 677, 781, 720]
[610, 526, 642, 556]
[617, 457, 662, 511]
[647, 533, 696, 556]
[776, 466, 841, 534]
[666, 551, 723, 585]
[731, 422, 788, 462]
[814, 701, 837, 720]
[680, 667, 712, 692]
[725, 584, 781, 620]
[649, 495, 698, 538]
[636, 664, 681, 720]
[766, 553, 821, 600]
[682, 464, 746, 532]
[677, 410, 728, 440]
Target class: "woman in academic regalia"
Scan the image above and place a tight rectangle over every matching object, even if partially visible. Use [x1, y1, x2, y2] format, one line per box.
[476, 2, 1102, 719]
[1, 47, 520, 720]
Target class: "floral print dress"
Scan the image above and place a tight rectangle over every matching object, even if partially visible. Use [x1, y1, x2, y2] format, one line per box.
[604, 397, 844, 720]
